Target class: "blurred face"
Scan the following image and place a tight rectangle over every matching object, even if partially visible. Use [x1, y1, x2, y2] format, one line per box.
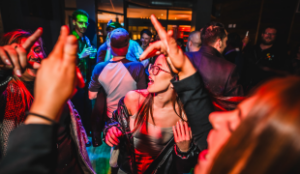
[21, 38, 45, 70]
[141, 33, 151, 48]
[73, 14, 89, 34]
[147, 55, 173, 93]
[261, 28, 277, 45]
[194, 96, 258, 174]
[220, 35, 228, 54]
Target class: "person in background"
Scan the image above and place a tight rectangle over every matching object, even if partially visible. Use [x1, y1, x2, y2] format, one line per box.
[96, 20, 122, 63]
[186, 31, 201, 52]
[0, 28, 95, 174]
[290, 44, 300, 75]
[224, 32, 243, 75]
[89, 28, 146, 173]
[71, 9, 96, 139]
[96, 21, 146, 67]
[140, 29, 152, 50]
[243, 26, 288, 93]
[186, 23, 243, 110]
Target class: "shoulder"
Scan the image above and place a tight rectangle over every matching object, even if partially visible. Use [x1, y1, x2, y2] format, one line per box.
[92, 61, 110, 74]
[124, 89, 148, 104]
[124, 89, 148, 114]
[129, 39, 139, 46]
[98, 42, 108, 50]
[123, 60, 144, 69]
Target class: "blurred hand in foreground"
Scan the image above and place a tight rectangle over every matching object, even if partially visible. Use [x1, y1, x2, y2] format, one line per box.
[26, 26, 84, 124]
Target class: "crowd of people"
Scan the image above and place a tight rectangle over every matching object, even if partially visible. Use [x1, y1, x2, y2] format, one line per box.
[0, 8, 300, 174]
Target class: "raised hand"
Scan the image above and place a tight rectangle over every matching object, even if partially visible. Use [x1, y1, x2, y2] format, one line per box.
[25, 26, 84, 124]
[139, 15, 196, 80]
[173, 120, 192, 152]
[105, 126, 123, 147]
[0, 28, 43, 76]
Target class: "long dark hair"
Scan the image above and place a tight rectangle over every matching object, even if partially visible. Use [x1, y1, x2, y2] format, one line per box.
[132, 60, 186, 132]
[210, 76, 300, 174]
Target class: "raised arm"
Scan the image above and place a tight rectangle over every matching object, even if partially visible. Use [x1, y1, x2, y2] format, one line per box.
[140, 15, 213, 150]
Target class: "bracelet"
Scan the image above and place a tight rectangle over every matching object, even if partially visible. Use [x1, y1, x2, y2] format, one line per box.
[26, 112, 56, 124]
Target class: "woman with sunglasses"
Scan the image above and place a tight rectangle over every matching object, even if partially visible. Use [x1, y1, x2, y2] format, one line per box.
[103, 53, 205, 174]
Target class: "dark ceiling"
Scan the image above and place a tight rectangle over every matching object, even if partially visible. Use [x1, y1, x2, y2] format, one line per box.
[126, 0, 195, 9]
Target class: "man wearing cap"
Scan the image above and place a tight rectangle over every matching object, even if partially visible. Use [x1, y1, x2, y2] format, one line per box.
[96, 21, 145, 66]
[89, 28, 147, 147]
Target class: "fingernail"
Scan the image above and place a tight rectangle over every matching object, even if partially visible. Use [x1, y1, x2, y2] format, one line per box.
[16, 70, 22, 77]
[5, 59, 11, 65]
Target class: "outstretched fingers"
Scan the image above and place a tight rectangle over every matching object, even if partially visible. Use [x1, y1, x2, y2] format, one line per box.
[22, 27, 43, 52]
[150, 15, 167, 40]
[50, 26, 69, 59]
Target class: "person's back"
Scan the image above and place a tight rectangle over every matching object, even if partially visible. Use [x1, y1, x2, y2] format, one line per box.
[188, 46, 240, 97]
[186, 24, 243, 100]
[89, 59, 146, 117]
[89, 28, 146, 118]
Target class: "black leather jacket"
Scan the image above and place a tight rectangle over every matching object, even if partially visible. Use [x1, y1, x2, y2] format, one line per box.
[103, 97, 199, 174]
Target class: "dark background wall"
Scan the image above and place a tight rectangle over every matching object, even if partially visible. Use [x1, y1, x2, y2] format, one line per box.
[0, 0, 65, 55]
[212, 0, 300, 49]
[0, 0, 299, 53]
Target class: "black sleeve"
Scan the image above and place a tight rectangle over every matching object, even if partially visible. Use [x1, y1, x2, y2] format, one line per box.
[0, 124, 57, 174]
[91, 87, 107, 147]
[136, 65, 147, 89]
[171, 72, 213, 151]
[96, 42, 107, 64]
[224, 67, 244, 96]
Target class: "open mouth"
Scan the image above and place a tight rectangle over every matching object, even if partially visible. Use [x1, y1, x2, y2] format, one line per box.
[148, 77, 154, 85]
[29, 58, 41, 64]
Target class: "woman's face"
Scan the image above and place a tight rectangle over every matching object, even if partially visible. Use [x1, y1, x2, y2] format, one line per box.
[147, 55, 173, 93]
[21, 38, 45, 70]
[194, 96, 258, 174]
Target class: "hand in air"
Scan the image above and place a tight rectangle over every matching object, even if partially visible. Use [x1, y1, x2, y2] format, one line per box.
[28, 26, 85, 123]
[0, 28, 43, 76]
[139, 15, 196, 79]
[105, 126, 123, 147]
[173, 120, 192, 152]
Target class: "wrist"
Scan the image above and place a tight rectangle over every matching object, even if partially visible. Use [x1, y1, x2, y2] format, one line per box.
[28, 100, 60, 122]
[178, 145, 190, 152]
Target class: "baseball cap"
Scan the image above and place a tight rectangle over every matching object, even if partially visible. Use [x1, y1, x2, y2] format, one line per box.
[106, 21, 122, 31]
[110, 28, 129, 49]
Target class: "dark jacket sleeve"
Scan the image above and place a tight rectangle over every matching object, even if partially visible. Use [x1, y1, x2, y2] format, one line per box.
[0, 124, 57, 174]
[171, 72, 213, 151]
[224, 66, 244, 96]
[173, 142, 199, 173]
